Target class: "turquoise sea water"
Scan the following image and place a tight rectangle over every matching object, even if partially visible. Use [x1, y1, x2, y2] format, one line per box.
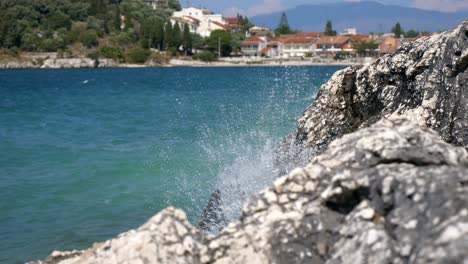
[0, 66, 343, 263]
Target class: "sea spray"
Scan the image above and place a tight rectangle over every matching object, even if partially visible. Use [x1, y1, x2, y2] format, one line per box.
[162, 66, 335, 232]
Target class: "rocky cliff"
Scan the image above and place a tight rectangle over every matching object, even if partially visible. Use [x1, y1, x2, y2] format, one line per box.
[31, 21, 468, 264]
[31, 118, 468, 264]
[289, 21, 468, 158]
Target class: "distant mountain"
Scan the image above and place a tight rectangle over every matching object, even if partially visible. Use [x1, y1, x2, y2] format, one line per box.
[251, 1, 468, 33]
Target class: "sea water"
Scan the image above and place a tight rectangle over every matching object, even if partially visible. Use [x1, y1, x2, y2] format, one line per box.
[0, 66, 343, 263]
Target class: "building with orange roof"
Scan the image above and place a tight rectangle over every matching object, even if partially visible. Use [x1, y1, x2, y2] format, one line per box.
[295, 32, 323, 39]
[315, 36, 352, 55]
[349, 34, 372, 41]
[379, 37, 401, 54]
[241, 37, 270, 57]
[224, 17, 242, 32]
[280, 38, 317, 58]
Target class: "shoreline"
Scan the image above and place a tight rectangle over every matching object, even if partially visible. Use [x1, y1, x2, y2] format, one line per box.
[0, 56, 366, 70]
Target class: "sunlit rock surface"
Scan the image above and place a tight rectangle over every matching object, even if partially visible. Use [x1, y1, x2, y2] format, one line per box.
[31, 118, 468, 264]
[31, 21, 468, 264]
[291, 21, 468, 157]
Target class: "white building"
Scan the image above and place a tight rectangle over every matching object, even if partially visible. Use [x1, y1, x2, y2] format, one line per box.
[171, 16, 200, 34]
[172, 7, 228, 37]
[280, 38, 316, 58]
[143, 0, 168, 9]
[241, 37, 270, 57]
[341, 28, 358, 36]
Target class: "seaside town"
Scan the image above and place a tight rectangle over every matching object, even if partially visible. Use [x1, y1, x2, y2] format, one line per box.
[148, 0, 431, 65]
[0, 0, 435, 68]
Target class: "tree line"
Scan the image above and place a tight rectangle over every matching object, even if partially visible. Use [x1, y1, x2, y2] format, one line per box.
[0, 0, 189, 59]
[0, 0, 258, 62]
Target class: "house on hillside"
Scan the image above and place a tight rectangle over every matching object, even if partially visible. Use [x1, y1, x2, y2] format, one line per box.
[143, 0, 168, 9]
[348, 34, 372, 42]
[171, 16, 200, 33]
[249, 26, 273, 37]
[315, 36, 351, 56]
[197, 20, 229, 37]
[241, 37, 269, 57]
[224, 17, 243, 32]
[280, 38, 316, 58]
[172, 7, 228, 37]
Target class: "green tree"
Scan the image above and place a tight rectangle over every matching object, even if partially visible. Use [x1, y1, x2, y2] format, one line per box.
[392, 22, 404, 38]
[125, 46, 151, 63]
[352, 39, 378, 57]
[0, 0, 171, 52]
[193, 51, 216, 62]
[324, 20, 337, 36]
[182, 23, 192, 55]
[230, 31, 245, 54]
[172, 22, 181, 51]
[155, 20, 165, 50]
[238, 14, 253, 29]
[405, 29, 419, 38]
[191, 33, 205, 50]
[141, 16, 162, 48]
[47, 12, 72, 30]
[168, 0, 182, 11]
[275, 12, 294, 35]
[164, 21, 173, 49]
[20, 30, 41, 51]
[99, 46, 124, 62]
[80, 29, 99, 47]
[207, 29, 232, 57]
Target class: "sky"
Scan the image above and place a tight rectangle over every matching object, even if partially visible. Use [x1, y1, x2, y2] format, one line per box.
[182, 0, 468, 17]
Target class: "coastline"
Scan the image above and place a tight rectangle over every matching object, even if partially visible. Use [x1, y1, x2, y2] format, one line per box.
[0, 56, 365, 70]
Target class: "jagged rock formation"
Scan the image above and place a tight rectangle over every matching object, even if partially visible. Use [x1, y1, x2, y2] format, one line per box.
[31, 22, 468, 264]
[291, 21, 468, 157]
[197, 189, 227, 233]
[31, 118, 468, 264]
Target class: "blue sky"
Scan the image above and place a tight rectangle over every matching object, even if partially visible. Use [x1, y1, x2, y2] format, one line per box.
[182, 0, 468, 16]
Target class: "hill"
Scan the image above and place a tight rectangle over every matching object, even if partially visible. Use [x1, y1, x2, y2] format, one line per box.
[250, 1, 468, 33]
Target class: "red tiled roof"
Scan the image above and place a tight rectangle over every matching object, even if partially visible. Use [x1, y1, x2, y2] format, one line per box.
[349, 34, 371, 41]
[211, 21, 229, 30]
[281, 38, 314, 44]
[224, 17, 240, 25]
[295, 32, 322, 38]
[260, 47, 271, 54]
[242, 37, 267, 45]
[316, 36, 350, 45]
[271, 37, 289, 43]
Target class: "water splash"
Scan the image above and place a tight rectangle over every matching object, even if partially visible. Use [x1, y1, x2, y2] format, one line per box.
[160, 66, 343, 232]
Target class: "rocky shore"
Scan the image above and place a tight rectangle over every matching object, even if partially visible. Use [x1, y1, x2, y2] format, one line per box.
[0, 57, 143, 69]
[0, 55, 360, 70]
[30, 21, 468, 264]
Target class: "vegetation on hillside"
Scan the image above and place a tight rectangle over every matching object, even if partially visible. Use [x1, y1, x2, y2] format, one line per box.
[275, 12, 295, 35]
[324, 20, 337, 36]
[0, 1, 258, 62]
[0, 0, 199, 62]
